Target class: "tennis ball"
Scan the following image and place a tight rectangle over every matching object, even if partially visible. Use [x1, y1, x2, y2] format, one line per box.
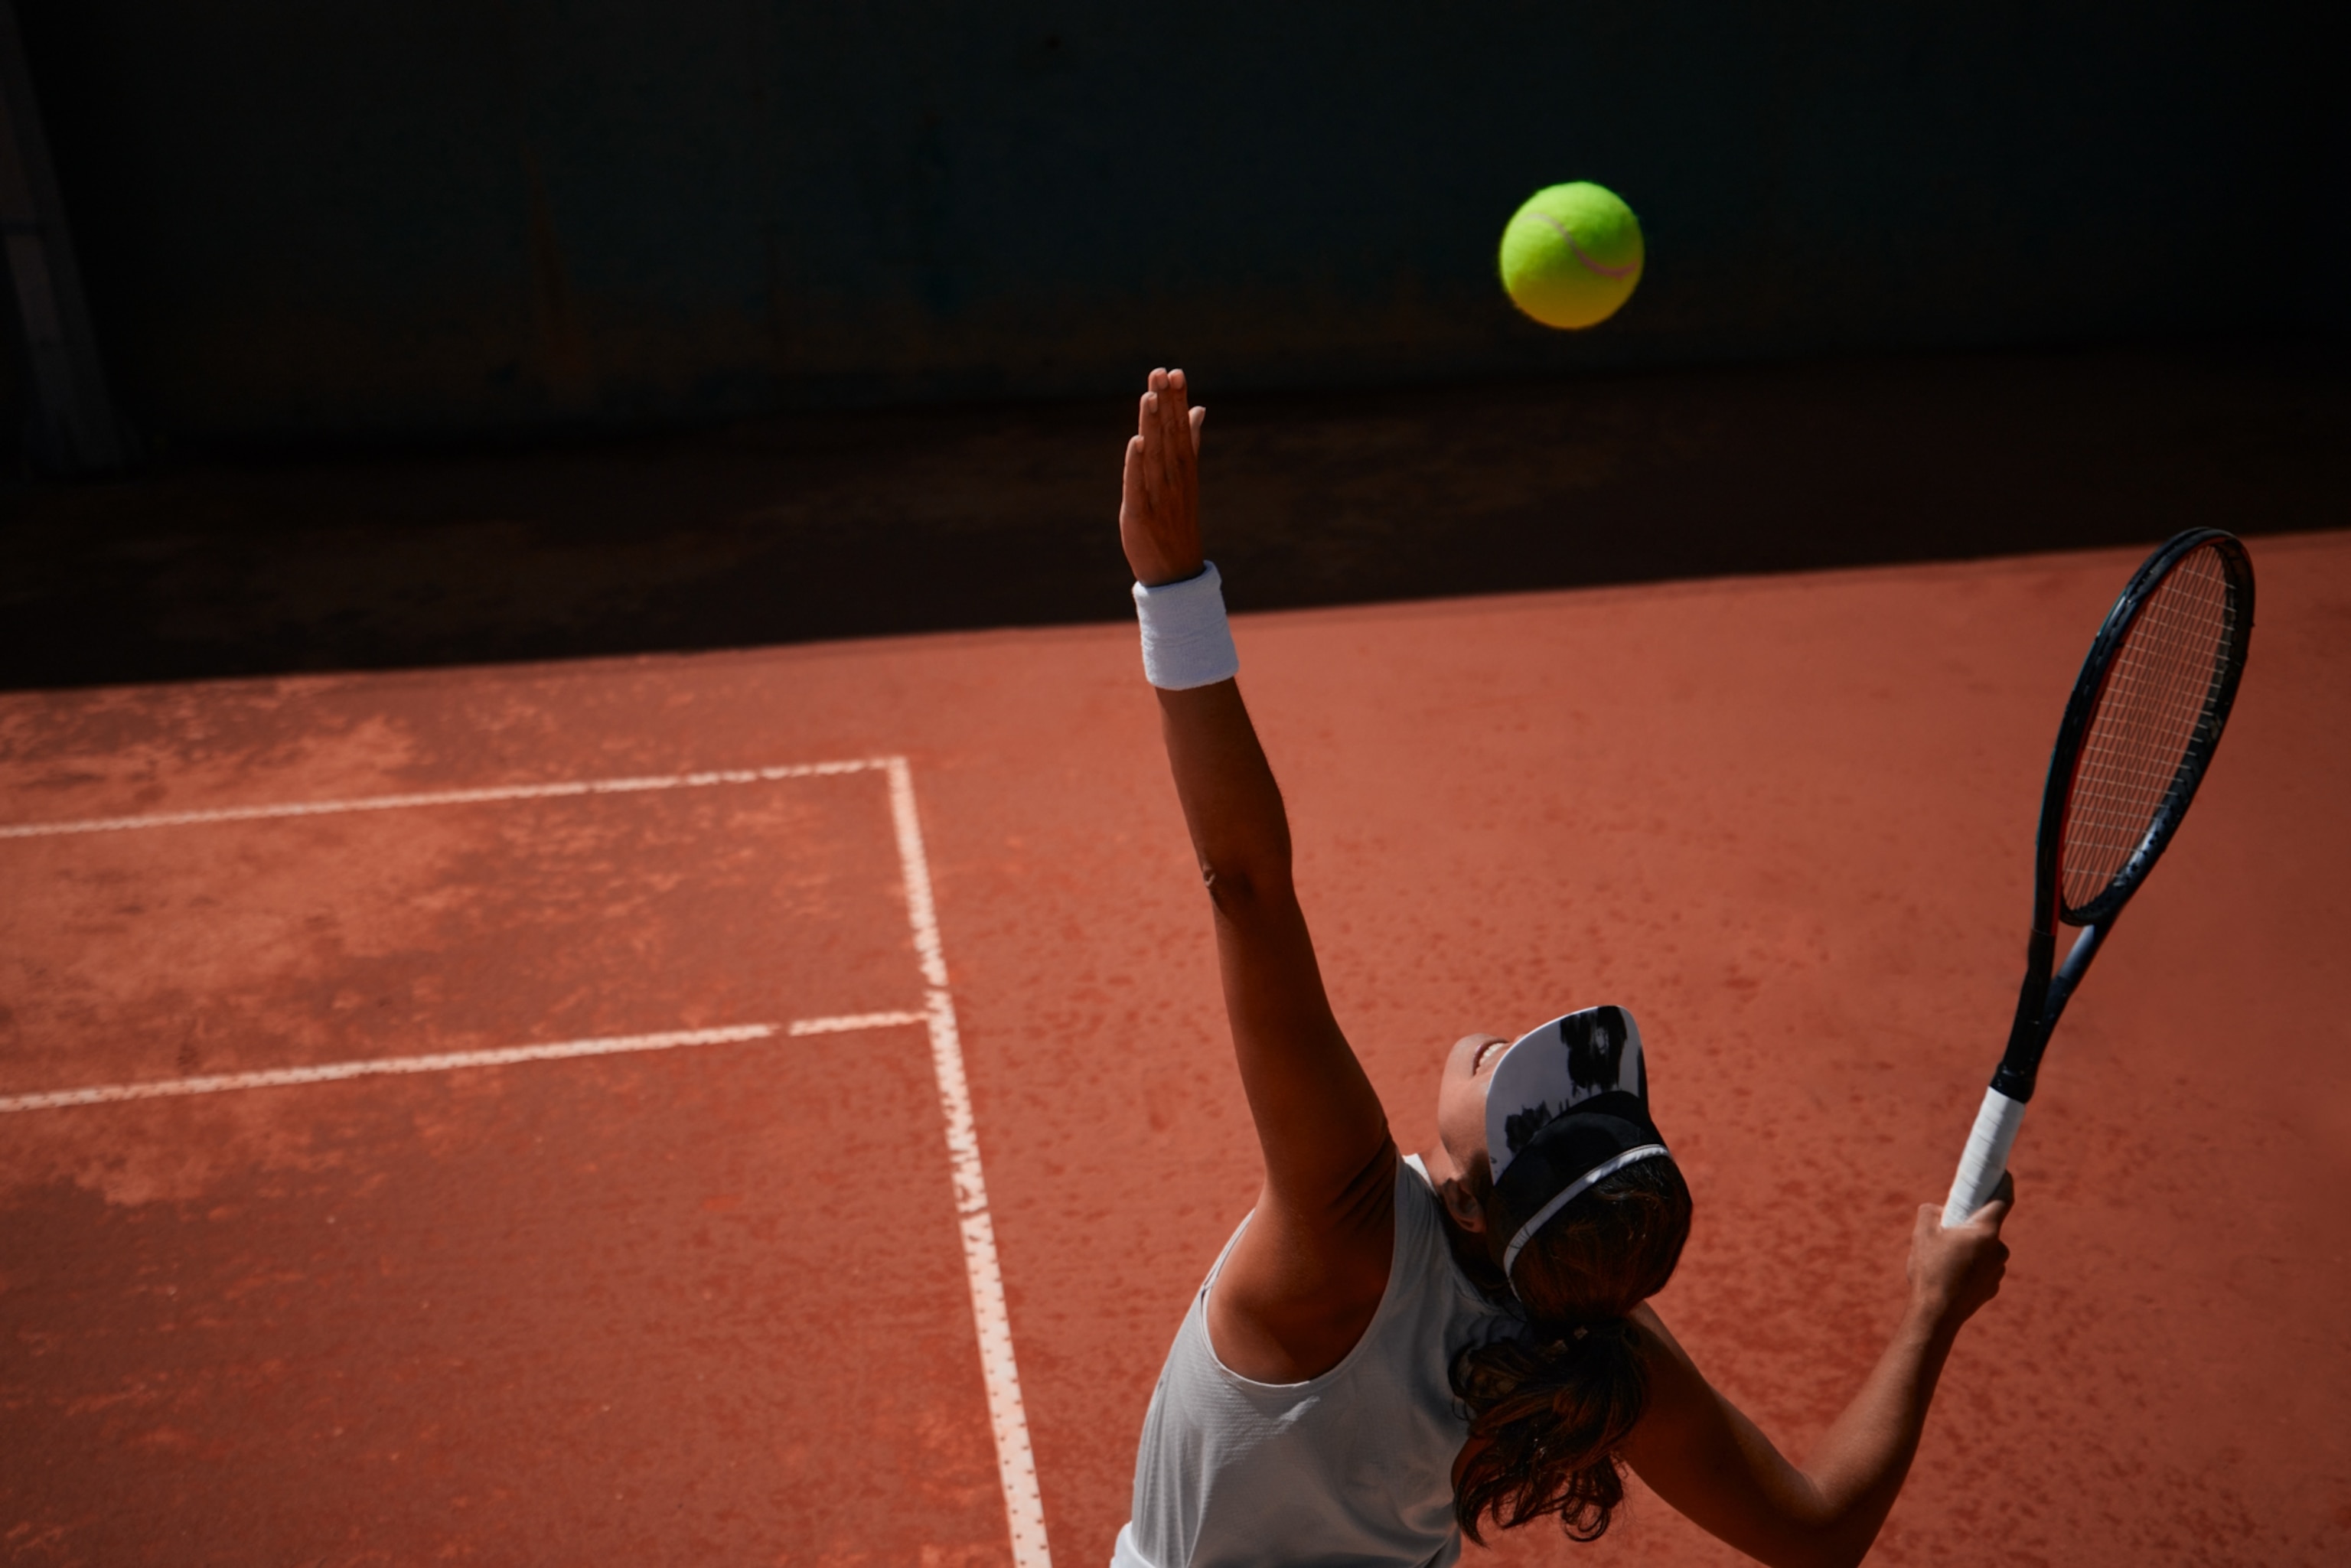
[1498, 181, 1644, 329]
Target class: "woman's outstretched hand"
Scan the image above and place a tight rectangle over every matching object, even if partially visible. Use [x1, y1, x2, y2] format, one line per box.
[1120, 367, 1208, 586]
[1907, 1170, 2013, 1333]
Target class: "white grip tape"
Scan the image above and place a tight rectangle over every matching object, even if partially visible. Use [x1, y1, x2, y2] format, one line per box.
[1133, 562, 1239, 690]
[1942, 1087, 2026, 1227]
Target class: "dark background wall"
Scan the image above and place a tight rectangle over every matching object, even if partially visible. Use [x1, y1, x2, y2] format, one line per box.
[12, 0, 2343, 452]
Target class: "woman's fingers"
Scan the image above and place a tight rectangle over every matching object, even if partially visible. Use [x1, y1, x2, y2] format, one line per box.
[1155, 375, 1184, 483]
[1139, 386, 1166, 508]
[1959, 1171, 2017, 1236]
[1139, 370, 1195, 516]
[1146, 367, 1171, 474]
[1158, 370, 1194, 500]
[1190, 404, 1207, 455]
[1120, 433, 1145, 525]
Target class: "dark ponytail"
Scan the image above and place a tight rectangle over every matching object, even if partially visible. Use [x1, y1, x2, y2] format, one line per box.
[1449, 1154, 1693, 1544]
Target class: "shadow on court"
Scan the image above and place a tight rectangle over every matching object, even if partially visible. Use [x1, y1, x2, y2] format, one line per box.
[3, 340, 2343, 690]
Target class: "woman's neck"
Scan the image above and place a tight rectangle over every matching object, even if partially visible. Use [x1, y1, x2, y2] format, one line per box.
[1433, 1190, 1513, 1306]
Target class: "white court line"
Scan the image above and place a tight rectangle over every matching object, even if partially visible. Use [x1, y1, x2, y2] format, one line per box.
[790, 1010, 926, 1035]
[887, 756, 1052, 1568]
[0, 1017, 934, 1113]
[0, 758, 883, 839]
[0, 752, 1055, 1566]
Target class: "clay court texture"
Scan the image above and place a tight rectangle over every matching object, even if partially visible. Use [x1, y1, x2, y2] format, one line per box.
[3, 534, 2346, 1566]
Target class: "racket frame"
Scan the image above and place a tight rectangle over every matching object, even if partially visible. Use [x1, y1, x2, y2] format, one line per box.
[1991, 527, 2252, 1103]
[1943, 530, 2253, 1226]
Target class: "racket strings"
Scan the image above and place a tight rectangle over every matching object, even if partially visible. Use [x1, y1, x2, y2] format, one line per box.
[2060, 546, 2238, 915]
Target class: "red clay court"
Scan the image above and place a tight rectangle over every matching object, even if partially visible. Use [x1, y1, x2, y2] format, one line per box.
[4, 535, 2346, 1566]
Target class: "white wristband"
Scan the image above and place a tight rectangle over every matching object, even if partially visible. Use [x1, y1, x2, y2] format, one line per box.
[1132, 562, 1240, 690]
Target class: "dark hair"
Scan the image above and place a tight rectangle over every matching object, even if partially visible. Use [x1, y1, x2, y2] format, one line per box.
[1449, 1153, 1693, 1544]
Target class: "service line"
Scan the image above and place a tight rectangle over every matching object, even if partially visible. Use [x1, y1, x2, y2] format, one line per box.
[0, 758, 885, 839]
[0, 1015, 933, 1113]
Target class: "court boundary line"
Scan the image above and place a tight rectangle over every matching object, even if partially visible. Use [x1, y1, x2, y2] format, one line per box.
[0, 755, 1055, 1568]
[887, 756, 1052, 1568]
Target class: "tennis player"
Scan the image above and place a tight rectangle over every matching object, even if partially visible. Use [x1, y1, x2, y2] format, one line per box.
[1110, 368, 2014, 1568]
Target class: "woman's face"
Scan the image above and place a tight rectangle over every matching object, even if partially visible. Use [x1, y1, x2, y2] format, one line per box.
[1425, 1031, 1511, 1211]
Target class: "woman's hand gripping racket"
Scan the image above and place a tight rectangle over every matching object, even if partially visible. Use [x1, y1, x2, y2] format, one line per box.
[1942, 530, 2256, 1227]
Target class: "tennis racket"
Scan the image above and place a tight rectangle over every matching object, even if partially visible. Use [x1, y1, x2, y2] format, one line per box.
[1942, 529, 2255, 1227]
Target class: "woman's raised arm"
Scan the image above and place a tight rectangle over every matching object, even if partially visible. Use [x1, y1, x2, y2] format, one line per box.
[1121, 368, 1398, 1384]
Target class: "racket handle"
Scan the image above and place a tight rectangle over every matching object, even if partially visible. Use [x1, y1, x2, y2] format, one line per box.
[1942, 1087, 2026, 1227]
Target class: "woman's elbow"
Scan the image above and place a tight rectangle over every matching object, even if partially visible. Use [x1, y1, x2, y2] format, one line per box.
[1198, 854, 1296, 920]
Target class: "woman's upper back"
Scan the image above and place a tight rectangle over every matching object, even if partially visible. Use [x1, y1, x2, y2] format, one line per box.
[1117, 1157, 1521, 1568]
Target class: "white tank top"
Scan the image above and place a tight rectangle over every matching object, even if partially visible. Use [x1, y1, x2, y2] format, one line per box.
[1112, 1156, 1523, 1568]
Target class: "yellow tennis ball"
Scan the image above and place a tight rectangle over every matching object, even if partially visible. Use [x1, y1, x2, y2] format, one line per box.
[1498, 181, 1645, 329]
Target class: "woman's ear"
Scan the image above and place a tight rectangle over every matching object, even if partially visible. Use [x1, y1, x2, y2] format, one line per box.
[1437, 1174, 1487, 1234]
